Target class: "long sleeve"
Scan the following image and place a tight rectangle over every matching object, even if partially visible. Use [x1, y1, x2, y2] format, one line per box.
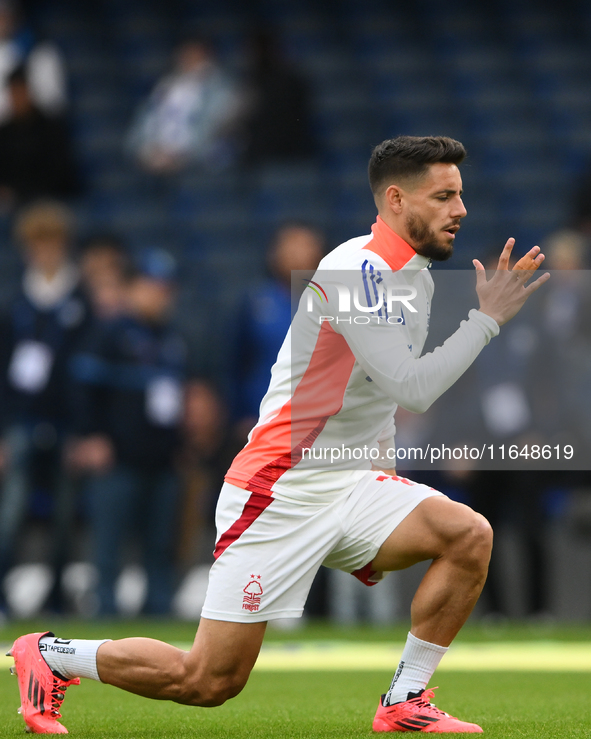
[337, 308, 499, 414]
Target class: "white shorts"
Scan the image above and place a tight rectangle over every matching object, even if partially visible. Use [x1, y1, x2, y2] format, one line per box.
[201, 471, 442, 622]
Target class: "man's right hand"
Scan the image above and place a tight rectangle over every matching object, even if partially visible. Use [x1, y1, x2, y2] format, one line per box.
[473, 237, 550, 326]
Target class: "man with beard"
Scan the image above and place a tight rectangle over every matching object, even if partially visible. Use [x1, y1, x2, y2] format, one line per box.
[9, 136, 549, 734]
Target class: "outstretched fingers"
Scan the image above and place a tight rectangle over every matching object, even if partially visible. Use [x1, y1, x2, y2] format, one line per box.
[513, 245, 545, 274]
[513, 253, 546, 287]
[513, 245, 541, 270]
[497, 238, 515, 270]
[472, 259, 487, 287]
[523, 271, 551, 294]
[476, 239, 550, 325]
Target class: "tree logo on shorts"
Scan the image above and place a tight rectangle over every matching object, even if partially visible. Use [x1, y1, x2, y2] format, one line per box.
[242, 575, 263, 612]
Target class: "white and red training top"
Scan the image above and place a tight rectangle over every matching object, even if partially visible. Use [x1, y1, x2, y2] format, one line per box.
[225, 216, 499, 503]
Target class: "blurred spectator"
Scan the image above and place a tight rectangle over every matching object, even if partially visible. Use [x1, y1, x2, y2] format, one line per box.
[126, 37, 242, 174]
[452, 240, 589, 618]
[177, 379, 235, 569]
[452, 251, 548, 617]
[0, 0, 67, 123]
[240, 29, 317, 166]
[0, 200, 89, 615]
[543, 229, 589, 271]
[69, 249, 187, 615]
[0, 64, 79, 210]
[78, 234, 131, 321]
[465, 470, 552, 618]
[230, 222, 324, 440]
[540, 229, 591, 453]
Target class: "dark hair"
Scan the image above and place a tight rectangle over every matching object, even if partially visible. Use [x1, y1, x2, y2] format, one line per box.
[368, 136, 466, 196]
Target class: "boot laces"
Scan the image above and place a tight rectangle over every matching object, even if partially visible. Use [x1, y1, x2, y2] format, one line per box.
[411, 688, 451, 718]
[49, 679, 69, 718]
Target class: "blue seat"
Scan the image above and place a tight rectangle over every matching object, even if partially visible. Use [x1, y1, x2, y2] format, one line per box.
[384, 109, 466, 142]
[170, 172, 243, 230]
[499, 187, 568, 238]
[427, 11, 496, 49]
[352, 14, 420, 60]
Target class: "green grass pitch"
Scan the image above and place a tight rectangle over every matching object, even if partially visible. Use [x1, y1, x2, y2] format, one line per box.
[1, 620, 591, 737]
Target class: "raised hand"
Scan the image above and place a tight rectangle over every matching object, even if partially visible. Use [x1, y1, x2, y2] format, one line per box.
[472, 238, 550, 326]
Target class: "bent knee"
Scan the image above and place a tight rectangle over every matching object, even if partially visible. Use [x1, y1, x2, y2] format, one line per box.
[179, 673, 248, 707]
[452, 510, 493, 564]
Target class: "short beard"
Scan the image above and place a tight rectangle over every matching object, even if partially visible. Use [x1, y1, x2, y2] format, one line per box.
[406, 211, 453, 262]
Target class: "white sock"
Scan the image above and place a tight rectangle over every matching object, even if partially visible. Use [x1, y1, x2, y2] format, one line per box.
[39, 636, 112, 682]
[383, 632, 448, 705]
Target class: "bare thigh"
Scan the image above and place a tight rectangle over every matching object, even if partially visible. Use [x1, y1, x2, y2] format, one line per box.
[372, 495, 489, 572]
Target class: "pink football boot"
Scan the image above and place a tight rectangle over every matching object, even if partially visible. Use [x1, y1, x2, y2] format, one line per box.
[373, 688, 483, 733]
[8, 631, 80, 734]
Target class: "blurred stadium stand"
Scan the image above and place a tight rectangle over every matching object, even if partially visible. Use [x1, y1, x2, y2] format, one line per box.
[17, 0, 590, 316]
